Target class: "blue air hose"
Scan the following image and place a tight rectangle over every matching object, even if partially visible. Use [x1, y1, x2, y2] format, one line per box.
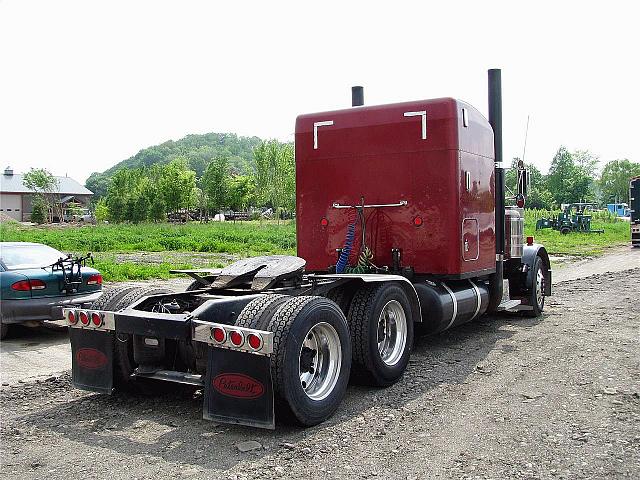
[335, 221, 356, 273]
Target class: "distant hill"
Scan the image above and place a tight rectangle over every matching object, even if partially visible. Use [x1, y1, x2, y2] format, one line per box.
[86, 132, 263, 198]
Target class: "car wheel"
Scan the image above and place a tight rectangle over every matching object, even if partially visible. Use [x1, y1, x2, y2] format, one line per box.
[1, 322, 8, 340]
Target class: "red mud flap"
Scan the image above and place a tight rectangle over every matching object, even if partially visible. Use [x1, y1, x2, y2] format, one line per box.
[69, 328, 114, 394]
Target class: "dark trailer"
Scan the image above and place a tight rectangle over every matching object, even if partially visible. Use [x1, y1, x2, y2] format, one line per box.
[55, 69, 551, 429]
[631, 176, 640, 247]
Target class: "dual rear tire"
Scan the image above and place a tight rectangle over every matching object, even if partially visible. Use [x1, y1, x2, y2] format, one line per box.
[237, 282, 414, 426]
[347, 283, 413, 386]
[236, 295, 351, 426]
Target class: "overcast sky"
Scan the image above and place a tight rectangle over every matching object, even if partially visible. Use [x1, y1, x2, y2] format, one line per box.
[1, 0, 638, 184]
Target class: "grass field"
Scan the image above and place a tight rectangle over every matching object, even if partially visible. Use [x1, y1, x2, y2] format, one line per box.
[0, 221, 296, 282]
[0, 212, 631, 281]
[524, 209, 630, 256]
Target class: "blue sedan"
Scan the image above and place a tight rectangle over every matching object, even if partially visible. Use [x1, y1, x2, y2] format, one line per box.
[0, 242, 103, 339]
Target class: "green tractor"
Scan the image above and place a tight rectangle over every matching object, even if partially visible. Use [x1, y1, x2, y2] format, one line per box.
[536, 203, 604, 235]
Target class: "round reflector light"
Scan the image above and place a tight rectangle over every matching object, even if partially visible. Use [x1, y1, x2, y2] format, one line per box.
[247, 333, 262, 350]
[229, 331, 244, 346]
[320, 217, 329, 227]
[68, 310, 77, 325]
[211, 327, 226, 343]
[413, 216, 423, 227]
[91, 312, 103, 327]
[516, 194, 525, 208]
[79, 311, 89, 326]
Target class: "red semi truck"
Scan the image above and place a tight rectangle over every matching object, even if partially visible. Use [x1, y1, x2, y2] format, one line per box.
[56, 69, 551, 428]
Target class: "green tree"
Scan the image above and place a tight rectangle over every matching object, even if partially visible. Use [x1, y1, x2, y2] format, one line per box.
[23, 168, 60, 222]
[254, 140, 295, 215]
[201, 157, 230, 214]
[228, 175, 256, 211]
[159, 158, 196, 214]
[573, 150, 600, 177]
[600, 159, 640, 204]
[546, 147, 594, 205]
[131, 194, 150, 223]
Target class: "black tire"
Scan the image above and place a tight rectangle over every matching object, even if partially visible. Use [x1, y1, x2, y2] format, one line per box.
[325, 283, 357, 316]
[560, 227, 570, 235]
[235, 294, 290, 330]
[111, 287, 173, 392]
[185, 280, 202, 292]
[347, 283, 414, 386]
[90, 285, 138, 311]
[0, 322, 8, 340]
[525, 256, 546, 318]
[267, 296, 351, 426]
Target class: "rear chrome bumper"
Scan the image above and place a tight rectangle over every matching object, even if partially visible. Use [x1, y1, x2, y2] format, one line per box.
[0, 291, 103, 324]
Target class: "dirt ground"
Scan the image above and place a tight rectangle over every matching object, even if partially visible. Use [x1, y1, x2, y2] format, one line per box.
[1, 250, 638, 479]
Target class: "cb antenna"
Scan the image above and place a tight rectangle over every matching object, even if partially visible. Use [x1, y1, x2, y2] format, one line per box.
[521, 115, 530, 163]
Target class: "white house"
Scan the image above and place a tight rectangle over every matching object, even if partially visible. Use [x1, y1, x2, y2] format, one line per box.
[0, 166, 94, 221]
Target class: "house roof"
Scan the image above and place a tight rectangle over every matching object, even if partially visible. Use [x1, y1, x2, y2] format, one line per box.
[0, 173, 93, 195]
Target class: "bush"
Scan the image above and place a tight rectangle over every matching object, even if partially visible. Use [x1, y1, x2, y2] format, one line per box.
[94, 199, 109, 223]
[30, 197, 47, 224]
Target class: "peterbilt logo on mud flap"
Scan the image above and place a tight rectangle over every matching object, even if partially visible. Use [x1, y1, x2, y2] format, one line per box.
[213, 373, 264, 399]
[75, 348, 108, 370]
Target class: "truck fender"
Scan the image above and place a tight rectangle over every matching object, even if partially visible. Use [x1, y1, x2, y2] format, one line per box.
[522, 244, 552, 296]
[312, 274, 422, 323]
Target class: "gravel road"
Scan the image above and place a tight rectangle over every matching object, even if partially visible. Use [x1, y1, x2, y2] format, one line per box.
[1, 251, 638, 479]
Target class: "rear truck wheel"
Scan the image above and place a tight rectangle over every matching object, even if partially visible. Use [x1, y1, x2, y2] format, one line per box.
[90, 285, 138, 311]
[0, 321, 8, 340]
[235, 294, 290, 330]
[267, 296, 351, 426]
[525, 256, 546, 318]
[347, 283, 414, 386]
[110, 287, 174, 392]
[560, 227, 571, 235]
[325, 283, 358, 316]
[185, 280, 201, 291]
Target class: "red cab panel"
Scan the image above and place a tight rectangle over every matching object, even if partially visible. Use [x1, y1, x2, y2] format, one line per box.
[296, 97, 496, 278]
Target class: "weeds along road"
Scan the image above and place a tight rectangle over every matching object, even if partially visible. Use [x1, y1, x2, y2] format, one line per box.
[1, 249, 638, 479]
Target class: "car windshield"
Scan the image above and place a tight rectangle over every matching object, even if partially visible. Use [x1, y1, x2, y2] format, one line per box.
[0, 244, 64, 270]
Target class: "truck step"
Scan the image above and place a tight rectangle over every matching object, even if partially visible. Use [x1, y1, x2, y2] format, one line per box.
[496, 299, 522, 311]
[133, 369, 204, 386]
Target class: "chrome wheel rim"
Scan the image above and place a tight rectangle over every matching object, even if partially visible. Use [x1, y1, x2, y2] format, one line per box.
[299, 322, 342, 401]
[536, 268, 545, 309]
[377, 300, 407, 366]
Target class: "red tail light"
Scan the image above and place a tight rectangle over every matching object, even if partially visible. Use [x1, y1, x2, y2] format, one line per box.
[229, 331, 244, 346]
[79, 311, 90, 326]
[211, 327, 226, 343]
[87, 274, 103, 285]
[11, 279, 46, 291]
[247, 333, 262, 350]
[68, 310, 77, 325]
[526, 236, 534, 246]
[91, 312, 103, 327]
